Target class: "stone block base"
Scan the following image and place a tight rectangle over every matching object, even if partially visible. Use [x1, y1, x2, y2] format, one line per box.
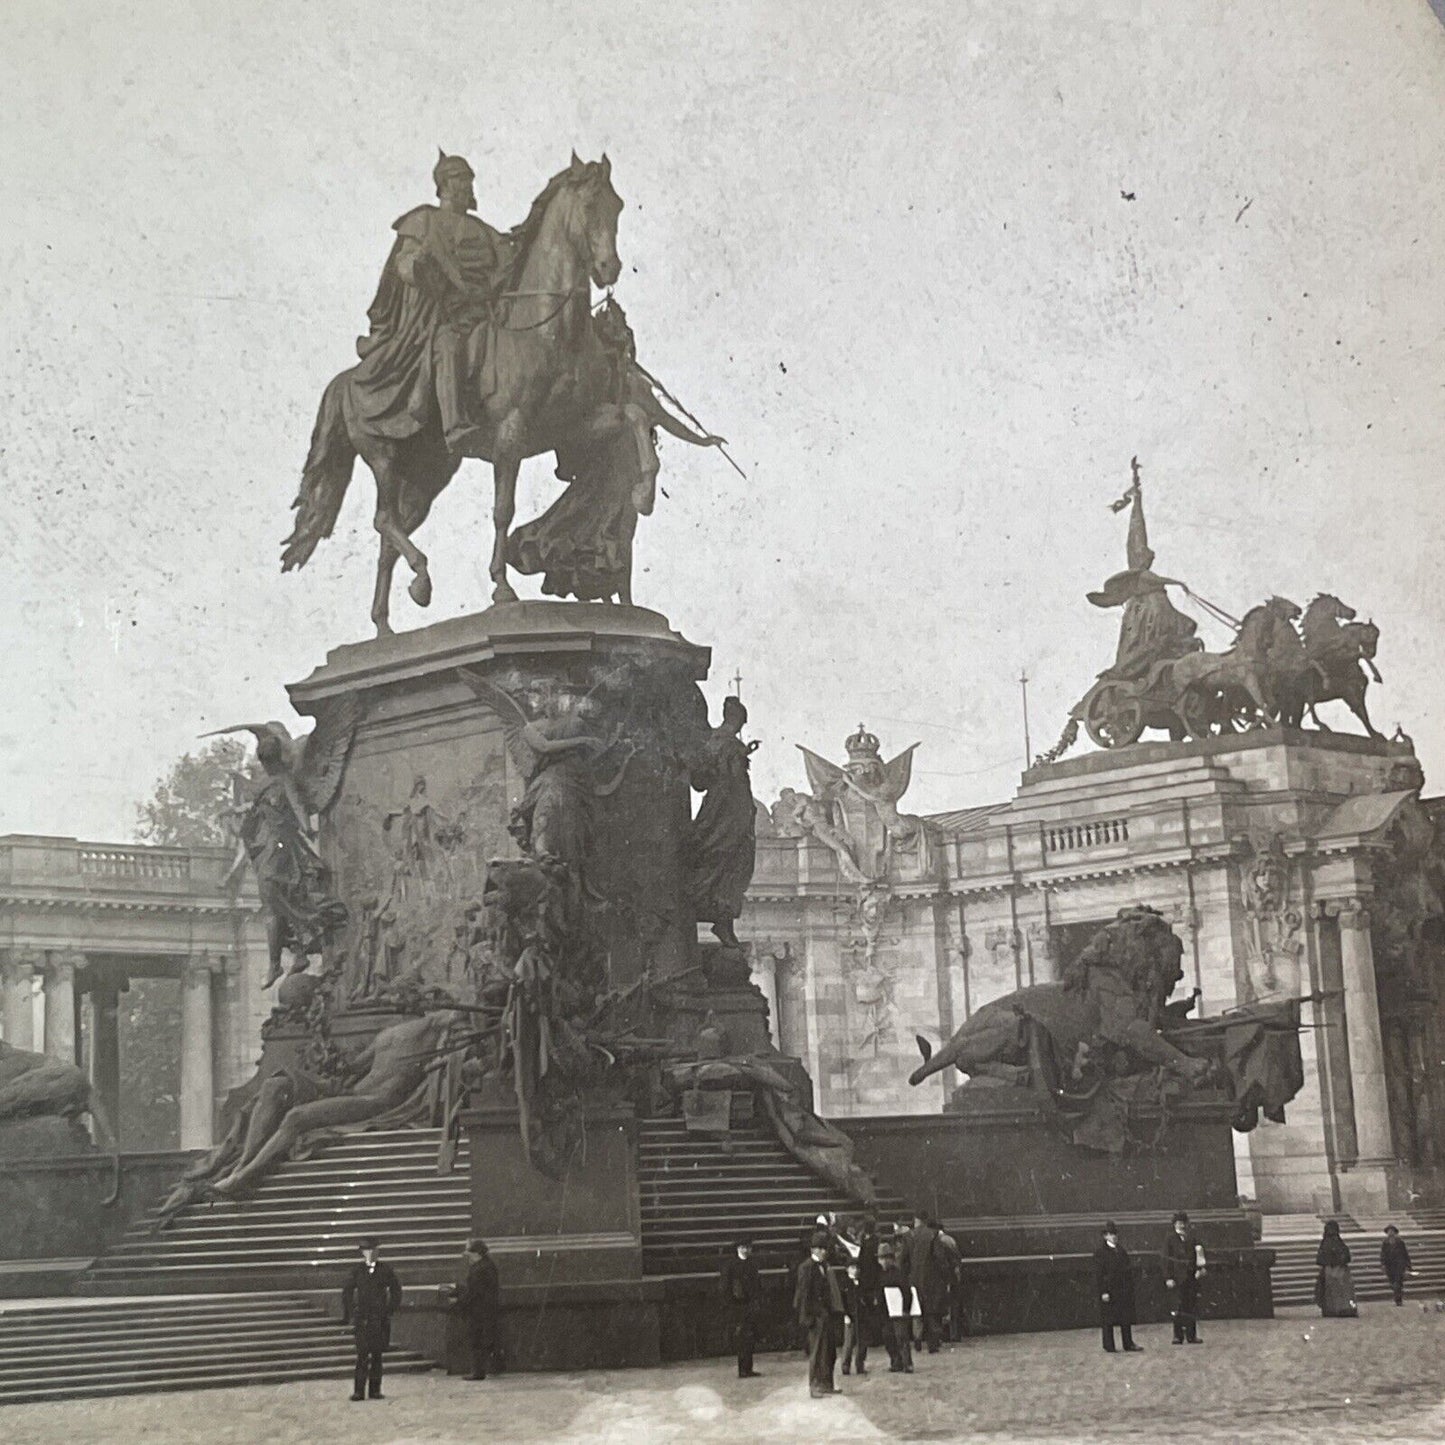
[462, 1102, 642, 1284]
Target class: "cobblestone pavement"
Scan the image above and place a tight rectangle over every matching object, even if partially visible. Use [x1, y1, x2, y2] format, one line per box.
[5, 1304, 1445, 1444]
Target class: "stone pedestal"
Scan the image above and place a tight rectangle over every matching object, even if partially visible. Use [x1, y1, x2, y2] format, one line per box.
[460, 1097, 642, 1284]
[287, 602, 711, 1004]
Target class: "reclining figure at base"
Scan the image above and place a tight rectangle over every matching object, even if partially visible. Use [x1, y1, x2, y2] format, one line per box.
[157, 1012, 452, 1223]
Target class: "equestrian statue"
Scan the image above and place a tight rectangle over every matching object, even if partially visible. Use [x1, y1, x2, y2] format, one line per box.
[281, 152, 729, 633]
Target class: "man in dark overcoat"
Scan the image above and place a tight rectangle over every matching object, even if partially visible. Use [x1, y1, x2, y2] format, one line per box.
[793, 1231, 845, 1397]
[855, 1214, 883, 1349]
[719, 1238, 763, 1378]
[456, 1238, 501, 1379]
[1380, 1225, 1413, 1306]
[1164, 1210, 1206, 1344]
[342, 1236, 404, 1400]
[908, 1213, 957, 1354]
[1093, 1221, 1141, 1353]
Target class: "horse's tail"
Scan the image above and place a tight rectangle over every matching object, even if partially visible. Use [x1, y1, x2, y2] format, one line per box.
[282, 372, 356, 571]
[909, 1033, 945, 1087]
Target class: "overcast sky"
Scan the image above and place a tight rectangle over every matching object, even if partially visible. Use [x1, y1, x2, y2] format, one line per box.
[2, 1, 1443, 841]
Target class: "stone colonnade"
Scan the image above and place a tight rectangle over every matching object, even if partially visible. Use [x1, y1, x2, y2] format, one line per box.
[0, 947, 239, 1149]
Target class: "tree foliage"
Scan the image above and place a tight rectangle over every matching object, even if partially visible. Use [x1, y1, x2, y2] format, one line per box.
[134, 737, 259, 848]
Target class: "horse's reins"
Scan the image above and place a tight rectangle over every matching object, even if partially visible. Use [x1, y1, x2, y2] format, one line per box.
[489, 285, 589, 332]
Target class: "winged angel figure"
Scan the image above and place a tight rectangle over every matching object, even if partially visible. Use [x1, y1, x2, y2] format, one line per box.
[207, 698, 363, 987]
[799, 739, 931, 877]
[456, 671, 635, 889]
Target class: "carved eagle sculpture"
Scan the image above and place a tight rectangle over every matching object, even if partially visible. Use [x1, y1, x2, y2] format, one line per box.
[799, 742, 920, 829]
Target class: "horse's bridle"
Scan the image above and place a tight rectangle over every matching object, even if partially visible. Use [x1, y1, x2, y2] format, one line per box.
[491, 286, 589, 332]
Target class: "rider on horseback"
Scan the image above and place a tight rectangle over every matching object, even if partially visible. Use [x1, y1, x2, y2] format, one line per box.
[352, 151, 509, 459]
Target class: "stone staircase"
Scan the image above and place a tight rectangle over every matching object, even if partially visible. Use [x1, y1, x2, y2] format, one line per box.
[78, 1128, 472, 1295]
[0, 1116, 900, 1402]
[0, 1293, 433, 1405]
[637, 1116, 904, 1274]
[1267, 1228, 1445, 1308]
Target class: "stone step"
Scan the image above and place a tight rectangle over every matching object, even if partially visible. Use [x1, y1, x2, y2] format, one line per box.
[0, 1359, 434, 1408]
[131, 1200, 472, 1234]
[0, 1293, 315, 1322]
[640, 1197, 852, 1217]
[0, 1329, 355, 1369]
[105, 1219, 470, 1251]
[0, 1294, 434, 1405]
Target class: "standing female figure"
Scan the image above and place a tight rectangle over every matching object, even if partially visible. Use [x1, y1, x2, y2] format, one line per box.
[1315, 1220, 1358, 1317]
[688, 696, 759, 947]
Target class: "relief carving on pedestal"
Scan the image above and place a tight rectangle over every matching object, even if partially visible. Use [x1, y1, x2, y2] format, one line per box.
[1237, 834, 1304, 1002]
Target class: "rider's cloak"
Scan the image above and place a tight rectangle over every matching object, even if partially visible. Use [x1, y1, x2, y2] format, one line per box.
[350, 206, 506, 442]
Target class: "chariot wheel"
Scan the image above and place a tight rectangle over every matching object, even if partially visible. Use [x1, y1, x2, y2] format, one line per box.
[1177, 684, 1217, 741]
[1083, 684, 1145, 749]
[1227, 698, 1268, 733]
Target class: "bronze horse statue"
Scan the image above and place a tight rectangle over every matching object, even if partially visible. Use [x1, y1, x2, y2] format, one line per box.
[1173, 596, 1302, 736]
[1274, 593, 1382, 737]
[283, 156, 666, 633]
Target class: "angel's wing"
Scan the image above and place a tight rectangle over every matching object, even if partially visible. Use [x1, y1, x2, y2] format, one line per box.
[877, 744, 919, 806]
[797, 745, 848, 802]
[202, 721, 293, 750]
[297, 695, 364, 815]
[456, 669, 538, 777]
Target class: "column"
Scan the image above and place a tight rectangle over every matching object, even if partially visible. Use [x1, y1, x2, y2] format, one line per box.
[88, 975, 125, 1143]
[2, 949, 38, 1049]
[180, 955, 219, 1150]
[1334, 904, 1393, 1163]
[211, 955, 242, 1095]
[750, 945, 782, 1049]
[43, 950, 82, 1064]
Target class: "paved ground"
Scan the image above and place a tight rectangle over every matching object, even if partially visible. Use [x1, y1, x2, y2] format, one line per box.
[5, 1305, 1445, 1443]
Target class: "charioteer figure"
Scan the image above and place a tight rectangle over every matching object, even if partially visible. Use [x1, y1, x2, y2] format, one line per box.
[1087, 460, 1201, 684]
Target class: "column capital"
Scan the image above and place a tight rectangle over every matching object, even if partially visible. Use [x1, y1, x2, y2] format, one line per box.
[1321, 899, 1372, 930]
[1, 949, 40, 982]
[181, 954, 226, 983]
[46, 950, 84, 982]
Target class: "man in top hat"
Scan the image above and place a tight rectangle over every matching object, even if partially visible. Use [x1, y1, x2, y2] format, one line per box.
[455, 1239, 501, 1380]
[1088, 463, 1200, 684]
[342, 1236, 404, 1401]
[1093, 1221, 1141, 1354]
[793, 1231, 846, 1398]
[352, 151, 509, 459]
[719, 1237, 764, 1378]
[1164, 1210, 1207, 1344]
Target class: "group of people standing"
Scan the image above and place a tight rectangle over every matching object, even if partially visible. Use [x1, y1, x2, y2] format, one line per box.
[339, 1236, 500, 1402]
[1092, 1213, 1207, 1353]
[1313, 1220, 1417, 1317]
[721, 1211, 964, 1399]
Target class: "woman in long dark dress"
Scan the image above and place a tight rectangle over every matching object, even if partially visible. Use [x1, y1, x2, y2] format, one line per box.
[1315, 1220, 1358, 1317]
[688, 696, 758, 947]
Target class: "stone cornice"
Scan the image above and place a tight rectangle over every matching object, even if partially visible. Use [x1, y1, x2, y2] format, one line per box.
[0, 892, 260, 918]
